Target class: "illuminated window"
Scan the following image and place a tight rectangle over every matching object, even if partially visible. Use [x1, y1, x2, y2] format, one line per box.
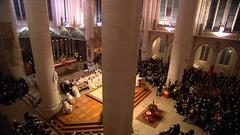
[219, 48, 232, 65]
[96, 0, 101, 23]
[13, 0, 25, 20]
[47, 0, 53, 21]
[199, 45, 210, 61]
[225, 0, 239, 32]
[13, 0, 53, 21]
[213, 0, 227, 31]
[159, 0, 179, 26]
[205, 0, 240, 32]
[159, 42, 165, 53]
[53, 0, 84, 27]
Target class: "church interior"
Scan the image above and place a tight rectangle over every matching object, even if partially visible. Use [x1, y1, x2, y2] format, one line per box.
[0, 0, 240, 135]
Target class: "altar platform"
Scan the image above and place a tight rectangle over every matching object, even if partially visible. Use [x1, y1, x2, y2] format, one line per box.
[51, 87, 151, 134]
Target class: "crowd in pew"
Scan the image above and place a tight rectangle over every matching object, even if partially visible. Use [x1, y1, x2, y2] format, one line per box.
[157, 124, 195, 135]
[0, 114, 15, 135]
[11, 112, 52, 135]
[138, 59, 239, 134]
[0, 77, 29, 105]
[137, 58, 169, 95]
[175, 68, 240, 135]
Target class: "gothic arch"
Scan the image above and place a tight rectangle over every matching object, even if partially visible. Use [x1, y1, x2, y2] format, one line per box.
[192, 43, 214, 71]
[215, 46, 239, 76]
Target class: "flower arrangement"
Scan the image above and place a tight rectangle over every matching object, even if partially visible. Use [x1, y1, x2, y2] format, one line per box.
[147, 100, 159, 112]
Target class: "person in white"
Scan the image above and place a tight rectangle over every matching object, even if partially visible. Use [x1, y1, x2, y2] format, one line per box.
[72, 85, 80, 97]
[62, 100, 73, 114]
[66, 92, 74, 105]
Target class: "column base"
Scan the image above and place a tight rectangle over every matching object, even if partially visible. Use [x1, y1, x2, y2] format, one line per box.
[36, 102, 62, 119]
[9, 64, 26, 79]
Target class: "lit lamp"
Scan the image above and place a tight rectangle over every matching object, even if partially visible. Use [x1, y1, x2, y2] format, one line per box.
[165, 27, 175, 32]
[146, 110, 152, 116]
[193, 64, 199, 68]
[219, 25, 225, 33]
[96, 22, 102, 27]
[165, 23, 175, 32]
[213, 24, 229, 37]
[163, 90, 169, 98]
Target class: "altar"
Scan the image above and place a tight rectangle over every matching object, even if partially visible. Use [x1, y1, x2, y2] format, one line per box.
[88, 87, 103, 101]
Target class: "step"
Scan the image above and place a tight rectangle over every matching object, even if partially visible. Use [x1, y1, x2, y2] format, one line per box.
[134, 90, 151, 107]
[51, 123, 103, 134]
[134, 90, 149, 102]
[21, 96, 31, 105]
[53, 118, 103, 130]
[55, 116, 102, 126]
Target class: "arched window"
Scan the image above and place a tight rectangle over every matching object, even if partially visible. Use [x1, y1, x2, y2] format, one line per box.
[219, 48, 232, 65]
[199, 45, 210, 61]
[159, 42, 165, 53]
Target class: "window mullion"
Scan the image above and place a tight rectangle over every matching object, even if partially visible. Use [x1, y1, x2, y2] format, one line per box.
[203, 0, 212, 30]
[212, 0, 221, 30]
[171, 0, 174, 25]
[222, 0, 232, 29]
[17, 0, 23, 20]
[232, 2, 240, 32]
[164, 0, 168, 25]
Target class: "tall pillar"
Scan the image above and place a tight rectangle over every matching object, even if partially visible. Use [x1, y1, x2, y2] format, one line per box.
[208, 51, 218, 69]
[102, 0, 141, 134]
[141, 0, 152, 60]
[85, 0, 95, 62]
[232, 56, 240, 76]
[150, 0, 157, 29]
[0, 0, 26, 79]
[167, 0, 201, 83]
[164, 44, 169, 63]
[24, 0, 61, 117]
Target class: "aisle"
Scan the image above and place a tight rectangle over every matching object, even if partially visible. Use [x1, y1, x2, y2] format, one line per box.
[132, 87, 206, 135]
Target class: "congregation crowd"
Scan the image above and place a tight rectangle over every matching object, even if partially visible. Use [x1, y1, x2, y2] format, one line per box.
[137, 59, 239, 135]
[175, 68, 240, 135]
[11, 112, 52, 135]
[137, 58, 169, 95]
[1, 58, 239, 134]
[0, 76, 29, 105]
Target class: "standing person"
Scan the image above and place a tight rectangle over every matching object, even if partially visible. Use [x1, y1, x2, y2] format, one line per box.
[156, 83, 163, 96]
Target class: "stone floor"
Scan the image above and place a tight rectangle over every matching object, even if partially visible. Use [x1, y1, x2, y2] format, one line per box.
[0, 99, 36, 122]
[132, 86, 206, 135]
[0, 70, 206, 135]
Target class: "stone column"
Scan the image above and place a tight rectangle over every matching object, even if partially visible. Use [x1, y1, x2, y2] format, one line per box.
[150, 0, 157, 29]
[102, 0, 141, 134]
[24, 0, 61, 117]
[208, 51, 218, 70]
[141, 0, 152, 60]
[167, 0, 201, 83]
[232, 56, 240, 76]
[0, 0, 26, 79]
[85, 0, 95, 62]
[164, 44, 169, 63]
